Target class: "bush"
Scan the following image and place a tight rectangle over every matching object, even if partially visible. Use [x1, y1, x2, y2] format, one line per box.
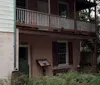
[46, 76, 66, 85]
[1, 72, 100, 85]
[11, 75, 29, 85]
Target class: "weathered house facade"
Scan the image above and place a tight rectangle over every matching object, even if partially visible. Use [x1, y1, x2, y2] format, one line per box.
[16, 0, 97, 77]
[0, 0, 97, 78]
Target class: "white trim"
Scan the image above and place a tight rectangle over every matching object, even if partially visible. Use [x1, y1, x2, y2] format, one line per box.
[19, 45, 31, 78]
[57, 41, 69, 66]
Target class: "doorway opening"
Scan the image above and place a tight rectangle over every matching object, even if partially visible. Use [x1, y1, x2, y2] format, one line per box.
[19, 45, 31, 76]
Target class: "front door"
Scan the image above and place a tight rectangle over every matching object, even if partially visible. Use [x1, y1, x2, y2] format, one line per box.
[19, 46, 29, 76]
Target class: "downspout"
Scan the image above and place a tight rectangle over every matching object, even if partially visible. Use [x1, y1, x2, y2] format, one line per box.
[14, 0, 17, 70]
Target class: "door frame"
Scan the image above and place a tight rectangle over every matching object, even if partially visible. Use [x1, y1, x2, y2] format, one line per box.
[19, 45, 31, 78]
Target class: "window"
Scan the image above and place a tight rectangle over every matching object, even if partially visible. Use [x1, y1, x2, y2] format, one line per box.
[37, 0, 48, 13]
[16, 0, 27, 8]
[59, 2, 68, 17]
[58, 42, 66, 64]
[57, 41, 68, 64]
[52, 41, 72, 66]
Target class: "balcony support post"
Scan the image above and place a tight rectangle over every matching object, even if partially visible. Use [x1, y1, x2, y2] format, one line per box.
[48, 0, 51, 14]
[48, 0, 51, 27]
[91, 0, 97, 73]
[91, 40, 97, 72]
[94, 0, 97, 33]
[74, 0, 77, 31]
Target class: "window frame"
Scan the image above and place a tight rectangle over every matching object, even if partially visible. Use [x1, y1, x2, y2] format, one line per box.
[57, 41, 69, 66]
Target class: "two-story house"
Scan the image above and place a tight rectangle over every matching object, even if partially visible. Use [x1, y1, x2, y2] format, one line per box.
[0, 0, 97, 78]
[16, 0, 97, 77]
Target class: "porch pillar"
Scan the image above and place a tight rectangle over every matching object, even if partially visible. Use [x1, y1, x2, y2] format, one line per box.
[71, 40, 80, 71]
[74, 0, 77, 31]
[48, 0, 51, 14]
[91, 0, 97, 73]
[91, 41, 97, 72]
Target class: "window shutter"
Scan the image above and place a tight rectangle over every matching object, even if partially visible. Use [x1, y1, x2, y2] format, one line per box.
[68, 42, 73, 65]
[52, 41, 58, 66]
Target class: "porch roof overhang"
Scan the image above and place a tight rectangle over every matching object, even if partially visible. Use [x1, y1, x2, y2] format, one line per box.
[76, 0, 97, 11]
[17, 24, 96, 40]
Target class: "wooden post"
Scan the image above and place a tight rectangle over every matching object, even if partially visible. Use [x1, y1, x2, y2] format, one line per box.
[94, 0, 97, 33]
[91, 0, 97, 73]
[48, 0, 51, 14]
[74, 0, 77, 31]
[48, 0, 51, 27]
[91, 40, 97, 72]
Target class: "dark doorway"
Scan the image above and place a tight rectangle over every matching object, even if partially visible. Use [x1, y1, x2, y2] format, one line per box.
[19, 47, 29, 76]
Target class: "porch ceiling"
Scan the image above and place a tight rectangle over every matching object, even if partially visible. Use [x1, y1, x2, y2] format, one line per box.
[76, 0, 97, 11]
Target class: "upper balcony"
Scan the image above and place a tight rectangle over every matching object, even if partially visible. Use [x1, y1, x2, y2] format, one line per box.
[16, 0, 96, 33]
[16, 8, 95, 32]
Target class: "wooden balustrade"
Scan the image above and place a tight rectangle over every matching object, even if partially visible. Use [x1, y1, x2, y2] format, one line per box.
[16, 8, 95, 32]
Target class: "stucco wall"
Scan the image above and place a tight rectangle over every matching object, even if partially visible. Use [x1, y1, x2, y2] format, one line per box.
[72, 40, 80, 71]
[19, 33, 81, 77]
[19, 34, 53, 77]
[0, 32, 14, 78]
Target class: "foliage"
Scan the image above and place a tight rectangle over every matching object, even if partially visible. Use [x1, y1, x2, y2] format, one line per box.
[1, 72, 100, 85]
[11, 75, 29, 85]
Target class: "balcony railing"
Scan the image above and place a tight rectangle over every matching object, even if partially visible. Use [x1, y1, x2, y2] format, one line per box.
[16, 8, 95, 32]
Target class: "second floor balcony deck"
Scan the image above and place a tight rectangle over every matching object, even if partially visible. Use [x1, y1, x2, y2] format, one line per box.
[16, 8, 95, 33]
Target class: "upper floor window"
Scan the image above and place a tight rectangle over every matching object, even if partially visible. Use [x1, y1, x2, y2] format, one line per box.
[16, 0, 27, 8]
[59, 2, 69, 17]
[37, 0, 48, 13]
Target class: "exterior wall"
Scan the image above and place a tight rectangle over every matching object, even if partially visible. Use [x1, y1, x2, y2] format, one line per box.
[19, 33, 81, 77]
[0, 0, 14, 32]
[0, 0, 14, 78]
[71, 40, 80, 71]
[19, 34, 53, 77]
[0, 32, 14, 78]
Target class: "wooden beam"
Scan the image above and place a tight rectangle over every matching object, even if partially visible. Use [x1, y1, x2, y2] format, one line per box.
[19, 29, 96, 39]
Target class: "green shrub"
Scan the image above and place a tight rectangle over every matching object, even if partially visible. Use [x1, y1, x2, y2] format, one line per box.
[30, 78, 45, 85]
[0, 79, 10, 85]
[46, 76, 66, 85]
[11, 75, 29, 85]
[1, 72, 100, 85]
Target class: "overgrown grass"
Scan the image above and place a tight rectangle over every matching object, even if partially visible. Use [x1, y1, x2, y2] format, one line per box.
[1, 72, 100, 85]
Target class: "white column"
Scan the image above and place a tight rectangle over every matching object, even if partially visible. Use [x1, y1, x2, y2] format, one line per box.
[16, 28, 19, 70]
